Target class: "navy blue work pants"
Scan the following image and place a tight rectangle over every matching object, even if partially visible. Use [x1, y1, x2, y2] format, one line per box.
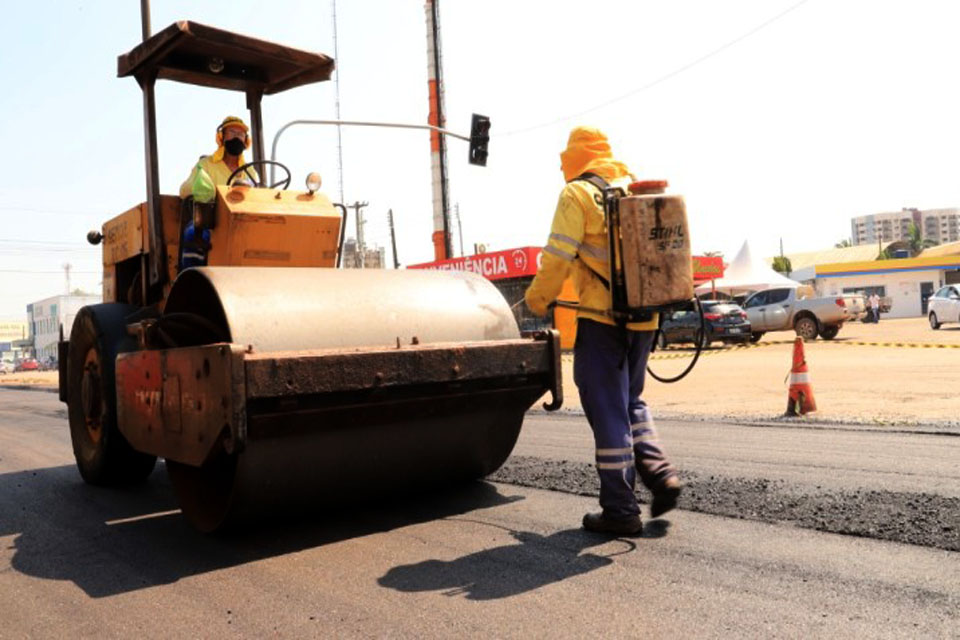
[573, 319, 676, 518]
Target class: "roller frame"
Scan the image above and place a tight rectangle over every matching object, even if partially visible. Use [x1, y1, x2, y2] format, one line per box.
[115, 331, 562, 468]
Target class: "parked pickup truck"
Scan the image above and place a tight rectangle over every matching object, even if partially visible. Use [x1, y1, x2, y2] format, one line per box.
[742, 286, 851, 341]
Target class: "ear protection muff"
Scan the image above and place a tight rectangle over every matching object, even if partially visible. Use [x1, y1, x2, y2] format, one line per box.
[216, 122, 251, 149]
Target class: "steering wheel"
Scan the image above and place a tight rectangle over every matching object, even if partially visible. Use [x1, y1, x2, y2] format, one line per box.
[227, 160, 292, 190]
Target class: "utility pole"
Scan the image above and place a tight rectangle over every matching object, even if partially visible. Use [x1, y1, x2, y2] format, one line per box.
[425, 0, 452, 260]
[331, 0, 345, 205]
[388, 209, 400, 269]
[62, 263, 72, 296]
[455, 202, 464, 257]
[351, 201, 369, 268]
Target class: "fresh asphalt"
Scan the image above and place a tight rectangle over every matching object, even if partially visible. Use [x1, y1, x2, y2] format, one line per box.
[1, 388, 958, 637]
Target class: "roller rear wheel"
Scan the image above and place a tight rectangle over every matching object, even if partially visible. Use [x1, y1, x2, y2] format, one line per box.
[67, 304, 156, 485]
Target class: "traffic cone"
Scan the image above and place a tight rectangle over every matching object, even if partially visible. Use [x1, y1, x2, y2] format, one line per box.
[785, 336, 817, 416]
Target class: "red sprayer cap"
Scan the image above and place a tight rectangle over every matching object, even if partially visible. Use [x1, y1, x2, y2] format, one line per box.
[628, 180, 669, 195]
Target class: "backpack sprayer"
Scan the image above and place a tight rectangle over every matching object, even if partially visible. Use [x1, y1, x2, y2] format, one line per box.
[553, 175, 705, 383]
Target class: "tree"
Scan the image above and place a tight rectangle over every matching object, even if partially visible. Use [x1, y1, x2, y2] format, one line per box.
[906, 223, 937, 255]
[834, 239, 852, 248]
[772, 256, 792, 274]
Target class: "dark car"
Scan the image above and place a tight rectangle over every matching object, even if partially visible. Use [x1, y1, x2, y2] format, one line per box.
[657, 300, 752, 349]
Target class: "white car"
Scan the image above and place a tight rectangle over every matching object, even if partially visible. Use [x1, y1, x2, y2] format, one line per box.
[928, 285, 960, 329]
[0, 361, 13, 375]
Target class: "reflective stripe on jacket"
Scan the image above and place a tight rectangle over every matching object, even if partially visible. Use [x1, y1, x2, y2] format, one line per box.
[525, 176, 658, 331]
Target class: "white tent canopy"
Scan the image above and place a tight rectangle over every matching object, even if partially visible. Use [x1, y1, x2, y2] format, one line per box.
[695, 240, 799, 295]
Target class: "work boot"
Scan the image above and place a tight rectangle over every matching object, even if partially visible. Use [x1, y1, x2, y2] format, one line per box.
[650, 476, 683, 518]
[582, 512, 642, 536]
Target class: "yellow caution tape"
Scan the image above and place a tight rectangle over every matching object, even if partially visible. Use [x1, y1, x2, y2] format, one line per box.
[649, 337, 960, 360]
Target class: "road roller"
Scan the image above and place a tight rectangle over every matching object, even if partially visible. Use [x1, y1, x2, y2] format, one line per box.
[57, 20, 561, 531]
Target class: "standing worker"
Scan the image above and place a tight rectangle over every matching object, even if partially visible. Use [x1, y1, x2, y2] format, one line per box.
[525, 127, 682, 536]
[869, 292, 881, 323]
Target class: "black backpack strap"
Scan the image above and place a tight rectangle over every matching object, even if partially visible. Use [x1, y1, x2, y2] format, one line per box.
[573, 171, 610, 195]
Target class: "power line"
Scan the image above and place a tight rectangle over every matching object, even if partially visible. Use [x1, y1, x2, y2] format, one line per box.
[0, 238, 87, 246]
[0, 269, 100, 274]
[0, 248, 92, 254]
[0, 205, 103, 216]
[497, 0, 812, 137]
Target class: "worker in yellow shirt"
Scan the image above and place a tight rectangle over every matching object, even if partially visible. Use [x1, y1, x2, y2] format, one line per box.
[178, 116, 259, 269]
[179, 115, 259, 198]
[525, 126, 681, 536]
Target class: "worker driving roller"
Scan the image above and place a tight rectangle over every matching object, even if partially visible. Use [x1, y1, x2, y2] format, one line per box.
[179, 115, 260, 197]
[525, 126, 682, 536]
[178, 116, 260, 269]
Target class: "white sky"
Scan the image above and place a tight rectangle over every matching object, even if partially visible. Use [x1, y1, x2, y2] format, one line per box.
[1, 0, 959, 319]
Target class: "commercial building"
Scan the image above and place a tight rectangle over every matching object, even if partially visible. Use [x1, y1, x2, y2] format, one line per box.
[0, 320, 29, 365]
[792, 255, 960, 319]
[26, 293, 101, 362]
[851, 208, 960, 246]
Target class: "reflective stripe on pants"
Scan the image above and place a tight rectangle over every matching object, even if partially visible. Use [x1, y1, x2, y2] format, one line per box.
[574, 319, 676, 518]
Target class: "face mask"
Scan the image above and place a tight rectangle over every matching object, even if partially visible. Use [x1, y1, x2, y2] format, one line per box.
[224, 137, 246, 156]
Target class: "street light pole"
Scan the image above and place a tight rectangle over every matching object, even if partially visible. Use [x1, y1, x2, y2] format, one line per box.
[269, 119, 471, 186]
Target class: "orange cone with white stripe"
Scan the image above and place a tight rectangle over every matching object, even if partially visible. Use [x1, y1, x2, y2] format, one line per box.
[785, 336, 817, 416]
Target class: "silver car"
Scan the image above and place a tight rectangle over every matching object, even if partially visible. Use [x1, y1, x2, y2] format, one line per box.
[928, 285, 960, 329]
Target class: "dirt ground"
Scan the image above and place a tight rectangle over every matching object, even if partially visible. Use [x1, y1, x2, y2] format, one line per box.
[554, 316, 960, 427]
[4, 317, 959, 427]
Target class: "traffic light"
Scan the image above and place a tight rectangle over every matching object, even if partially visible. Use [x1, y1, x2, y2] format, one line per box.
[468, 114, 491, 166]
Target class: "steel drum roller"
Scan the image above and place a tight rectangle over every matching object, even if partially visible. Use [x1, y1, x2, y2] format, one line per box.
[163, 267, 521, 350]
[160, 267, 541, 531]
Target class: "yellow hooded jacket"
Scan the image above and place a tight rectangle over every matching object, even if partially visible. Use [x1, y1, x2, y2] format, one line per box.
[178, 116, 259, 198]
[524, 127, 658, 331]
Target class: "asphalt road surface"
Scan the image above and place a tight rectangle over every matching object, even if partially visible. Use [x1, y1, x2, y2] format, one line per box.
[1, 388, 958, 638]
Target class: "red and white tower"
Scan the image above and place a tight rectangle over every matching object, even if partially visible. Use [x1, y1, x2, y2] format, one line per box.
[425, 0, 452, 260]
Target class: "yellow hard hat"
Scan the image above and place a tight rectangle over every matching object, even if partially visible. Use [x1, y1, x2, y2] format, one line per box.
[216, 116, 250, 147]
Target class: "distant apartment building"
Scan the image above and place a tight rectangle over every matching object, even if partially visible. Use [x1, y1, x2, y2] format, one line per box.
[26, 293, 101, 361]
[851, 208, 960, 246]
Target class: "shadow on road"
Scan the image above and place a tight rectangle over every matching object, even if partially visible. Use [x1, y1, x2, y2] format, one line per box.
[377, 519, 669, 600]
[2, 463, 522, 598]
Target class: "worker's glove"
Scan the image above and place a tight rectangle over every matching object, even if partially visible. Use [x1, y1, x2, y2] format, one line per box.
[524, 287, 549, 317]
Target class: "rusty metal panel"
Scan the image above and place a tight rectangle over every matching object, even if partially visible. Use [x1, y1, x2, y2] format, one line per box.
[117, 21, 334, 95]
[162, 374, 182, 433]
[243, 339, 552, 399]
[115, 343, 246, 467]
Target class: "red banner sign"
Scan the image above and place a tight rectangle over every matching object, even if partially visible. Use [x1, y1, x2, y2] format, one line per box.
[410, 247, 724, 282]
[692, 255, 724, 281]
[408, 247, 541, 280]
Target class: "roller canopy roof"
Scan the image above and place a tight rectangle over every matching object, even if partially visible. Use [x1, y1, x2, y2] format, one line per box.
[117, 21, 335, 94]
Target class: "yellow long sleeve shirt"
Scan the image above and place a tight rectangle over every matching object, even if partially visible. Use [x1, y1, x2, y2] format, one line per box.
[179, 155, 259, 198]
[524, 177, 658, 331]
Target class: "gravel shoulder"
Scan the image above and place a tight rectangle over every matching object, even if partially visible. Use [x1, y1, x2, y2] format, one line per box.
[548, 316, 960, 429]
